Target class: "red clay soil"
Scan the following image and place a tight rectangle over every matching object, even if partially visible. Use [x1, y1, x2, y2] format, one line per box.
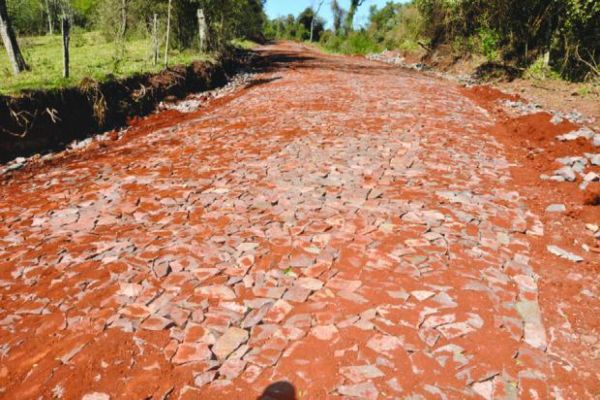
[0, 42, 598, 399]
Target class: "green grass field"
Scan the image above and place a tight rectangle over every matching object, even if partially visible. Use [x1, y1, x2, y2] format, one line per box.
[0, 31, 213, 95]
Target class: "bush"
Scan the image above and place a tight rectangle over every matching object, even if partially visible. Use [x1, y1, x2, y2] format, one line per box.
[415, 0, 599, 80]
[476, 27, 501, 62]
[336, 31, 381, 55]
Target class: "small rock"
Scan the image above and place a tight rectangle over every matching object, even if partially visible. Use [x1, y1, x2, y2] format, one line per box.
[547, 245, 584, 262]
[594, 134, 600, 147]
[556, 128, 594, 141]
[583, 172, 599, 182]
[545, 204, 566, 213]
[585, 224, 599, 233]
[554, 166, 576, 182]
[586, 153, 600, 166]
[82, 393, 110, 400]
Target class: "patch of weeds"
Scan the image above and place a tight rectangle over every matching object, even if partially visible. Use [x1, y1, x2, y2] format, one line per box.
[525, 56, 561, 81]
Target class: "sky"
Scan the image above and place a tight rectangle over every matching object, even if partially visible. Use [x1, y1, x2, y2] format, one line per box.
[265, 0, 396, 29]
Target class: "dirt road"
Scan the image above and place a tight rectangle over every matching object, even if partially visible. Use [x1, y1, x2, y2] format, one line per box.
[0, 42, 598, 399]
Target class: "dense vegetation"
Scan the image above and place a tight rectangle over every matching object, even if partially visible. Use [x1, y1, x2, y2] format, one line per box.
[7, 0, 265, 49]
[1, 0, 265, 93]
[267, 0, 599, 81]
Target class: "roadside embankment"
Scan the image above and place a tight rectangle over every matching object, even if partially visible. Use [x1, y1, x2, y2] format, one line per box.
[0, 49, 250, 163]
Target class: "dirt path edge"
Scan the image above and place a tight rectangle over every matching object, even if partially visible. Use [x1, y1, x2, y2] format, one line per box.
[0, 48, 251, 163]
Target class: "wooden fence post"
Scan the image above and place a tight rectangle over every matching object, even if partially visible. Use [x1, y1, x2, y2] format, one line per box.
[62, 15, 70, 78]
[152, 13, 159, 65]
[164, 0, 172, 67]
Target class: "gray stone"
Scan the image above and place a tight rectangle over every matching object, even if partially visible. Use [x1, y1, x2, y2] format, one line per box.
[556, 128, 594, 141]
[547, 245, 584, 262]
[586, 154, 600, 166]
[583, 172, 599, 182]
[545, 204, 566, 213]
[554, 167, 576, 182]
[340, 365, 385, 383]
[213, 327, 249, 360]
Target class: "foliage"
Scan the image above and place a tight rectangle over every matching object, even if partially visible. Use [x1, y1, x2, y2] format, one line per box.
[5, 0, 266, 51]
[7, 0, 99, 34]
[321, 29, 381, 55]
[476, 27, 500, 62]
[264, 6, 325, 42]
[366, 2, 423, 51]
[524, 55, 562, 80]
[331, 0, 345, 35]
[414, 0, 599, 80]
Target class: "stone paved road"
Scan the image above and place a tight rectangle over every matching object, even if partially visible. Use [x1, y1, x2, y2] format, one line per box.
[0, 43, 588, 399]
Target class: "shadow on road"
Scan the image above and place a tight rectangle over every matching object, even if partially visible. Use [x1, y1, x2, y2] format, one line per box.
[244, 76, 283, 90]
[249, 43, 406, 77]
[257, 381, 297, 400]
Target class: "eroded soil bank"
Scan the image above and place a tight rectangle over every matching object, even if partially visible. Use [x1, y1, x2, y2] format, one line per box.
[0, 49, 249, 163]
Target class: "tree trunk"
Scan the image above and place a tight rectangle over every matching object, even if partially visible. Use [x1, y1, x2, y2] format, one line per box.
[344, 0, 364, 35]
[62, 15, 70, 78]
[0, 0, 29, 75]
[45, 0, 54, 35]
[152, 13, 159, 66]
[120, 0, 127, 38]
[164, 0, 172, 67]
[310, 0, 324, 43]
[197, 8, 208, 53]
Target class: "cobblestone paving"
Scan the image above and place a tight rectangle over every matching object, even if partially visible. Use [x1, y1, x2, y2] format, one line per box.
[0, 43, 560, 399]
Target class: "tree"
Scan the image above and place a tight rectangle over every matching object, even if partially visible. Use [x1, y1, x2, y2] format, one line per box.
[343, 0, 365, 34]
[310, 0, 324, 42]
[331, 0, 346, 36]
[0, 0, 29, 74]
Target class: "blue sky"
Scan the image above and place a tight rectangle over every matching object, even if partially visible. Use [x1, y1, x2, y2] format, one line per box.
[265, 0, 396, 28]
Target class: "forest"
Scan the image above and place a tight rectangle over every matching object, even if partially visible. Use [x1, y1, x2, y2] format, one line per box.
[266, 0, 599, 81]
[0, 0, 266, 93]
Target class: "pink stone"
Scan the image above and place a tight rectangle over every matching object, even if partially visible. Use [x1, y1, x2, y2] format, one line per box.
[213, 327, 249, 360]
[337, 382, 379, 399]
[172, 343, 212, 365]
[263, 299, 293, 323]
[366, 334, 403, 355]
[310, 325, 339, 341]
[340, 365, 385, 383]
[140, 316, 173, 331]
[326, 278, 362, 292]
[219, 358, 247, 380]
[196, 285, 236, 300]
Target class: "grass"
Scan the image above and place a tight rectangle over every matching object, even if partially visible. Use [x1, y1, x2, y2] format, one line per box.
[0, 31, 213, 95]
[230, 38, 258, 50]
